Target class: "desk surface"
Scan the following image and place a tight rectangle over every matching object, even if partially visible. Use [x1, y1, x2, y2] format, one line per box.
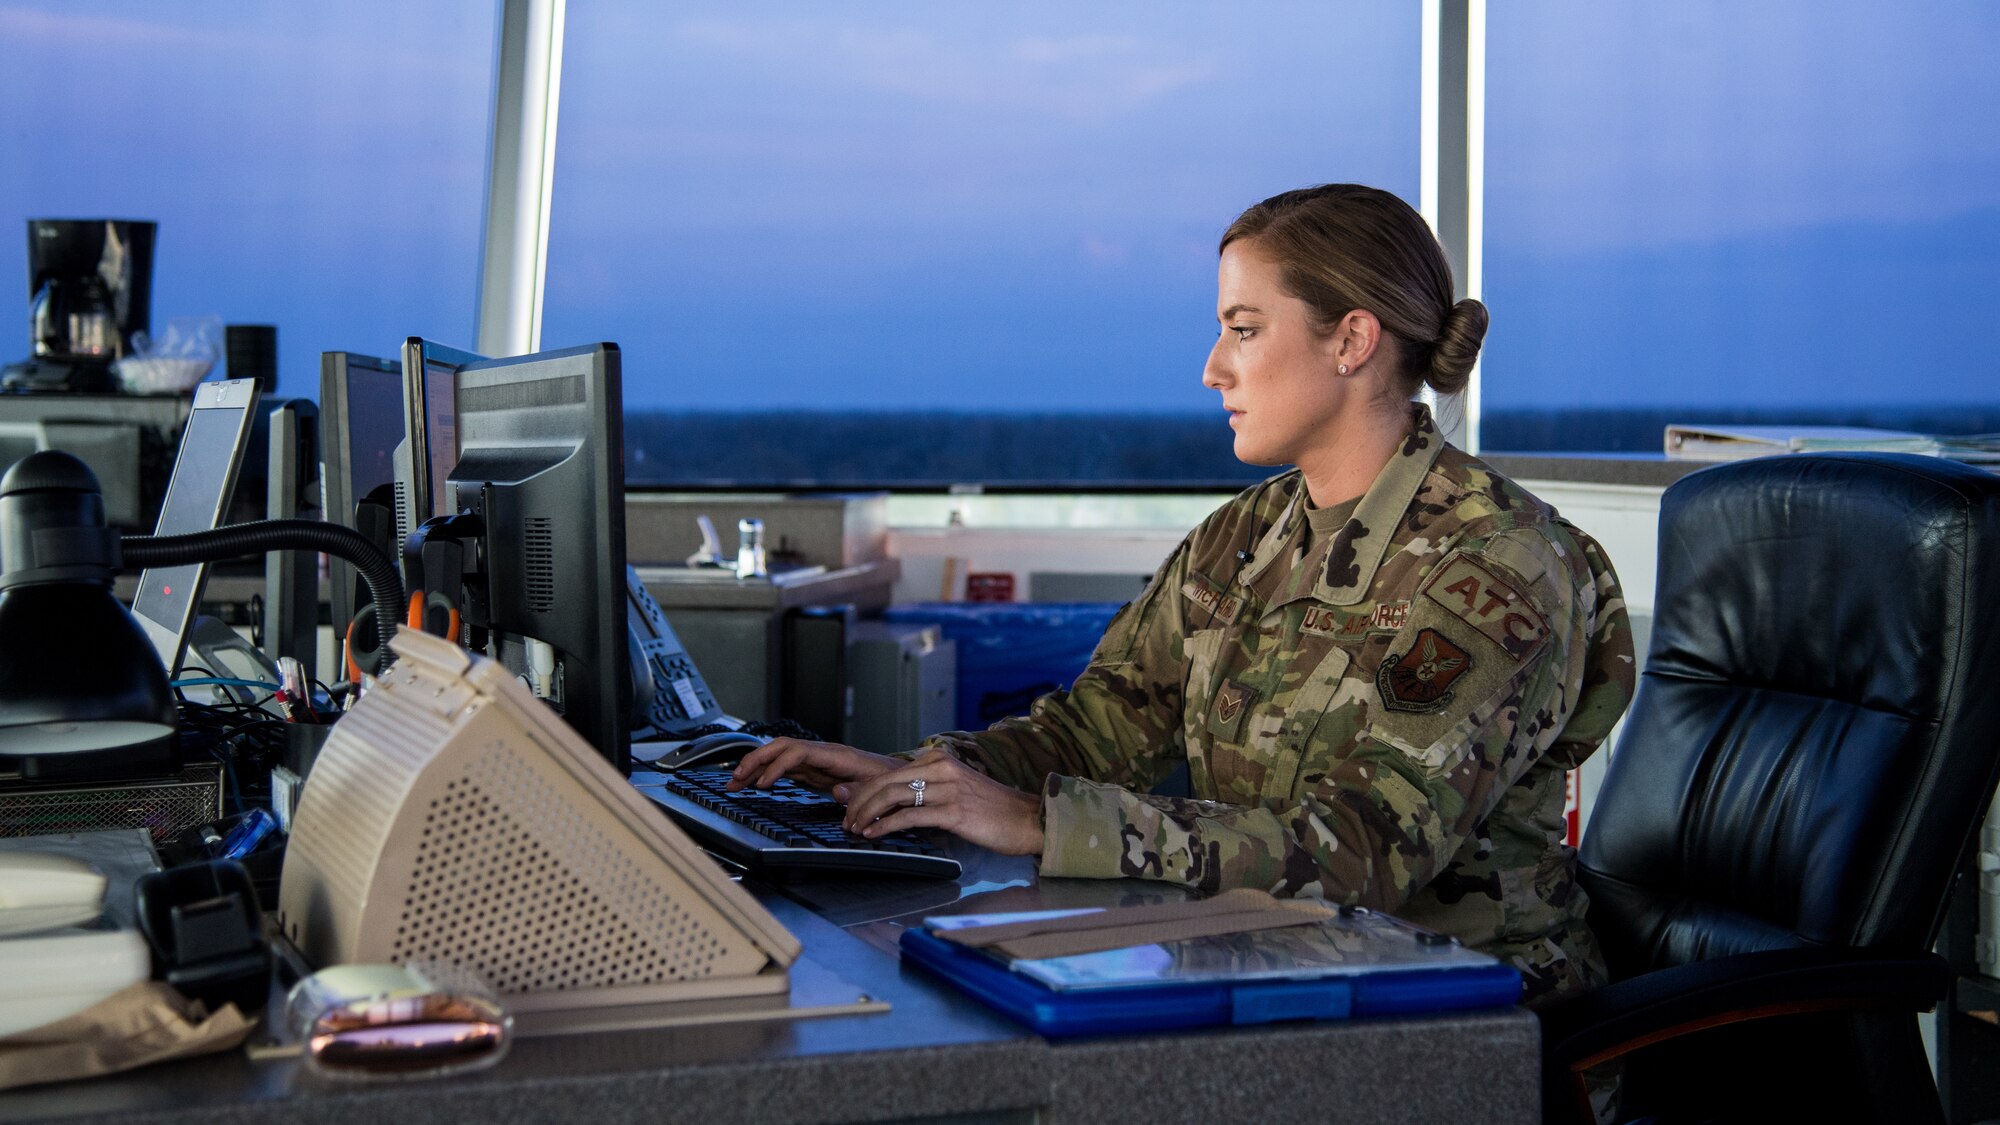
[0, 850, 1539, 1125]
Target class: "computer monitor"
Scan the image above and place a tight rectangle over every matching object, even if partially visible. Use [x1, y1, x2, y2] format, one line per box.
[262, 398, 320, 676]
[278, 628, 797, 1015]
[0, 425, 40, 475]
[445, 343, 631, 774]
[0, 419, 145, 529]
[319, 351, 405, 642]
[394, 338, 483, 556]
[130, 378, 261, 674]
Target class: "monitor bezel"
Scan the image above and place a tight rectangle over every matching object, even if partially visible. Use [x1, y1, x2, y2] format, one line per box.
[396, 337, 484, 553]
[447, 342, 630, 773]
[319, 351, 402, 641]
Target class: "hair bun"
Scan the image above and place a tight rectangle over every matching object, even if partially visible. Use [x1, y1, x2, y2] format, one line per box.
[1426, 298, 1488, 396]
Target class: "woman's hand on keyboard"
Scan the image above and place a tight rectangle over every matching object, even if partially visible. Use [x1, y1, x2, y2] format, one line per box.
[834, 749, 1045, 857]
[725, 738, 900, 792]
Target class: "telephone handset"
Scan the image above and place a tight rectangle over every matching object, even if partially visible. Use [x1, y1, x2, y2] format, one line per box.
[626, 568, 825, 770]
[625, 566, 733, 742]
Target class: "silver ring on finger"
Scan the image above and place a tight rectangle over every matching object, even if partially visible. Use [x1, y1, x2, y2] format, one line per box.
[909, 778, 927, 807]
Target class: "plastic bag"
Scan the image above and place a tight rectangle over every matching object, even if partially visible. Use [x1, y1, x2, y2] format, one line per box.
[284, 962, 512, 1080]
[112, 315, 222, 394]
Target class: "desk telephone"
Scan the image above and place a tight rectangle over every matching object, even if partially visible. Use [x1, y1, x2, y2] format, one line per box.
[626, 565, 725, 738]
[624, 567, 771, 768]
[621, 567, 961, 879]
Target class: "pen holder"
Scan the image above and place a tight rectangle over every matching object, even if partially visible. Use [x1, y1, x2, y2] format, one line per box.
[165, 810, 287, 911]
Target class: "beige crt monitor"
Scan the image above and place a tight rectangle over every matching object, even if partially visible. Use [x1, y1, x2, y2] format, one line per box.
[278, 630, 800, 1013]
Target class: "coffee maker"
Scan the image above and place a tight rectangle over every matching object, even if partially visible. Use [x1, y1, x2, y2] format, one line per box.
[1, 219, 157, 393]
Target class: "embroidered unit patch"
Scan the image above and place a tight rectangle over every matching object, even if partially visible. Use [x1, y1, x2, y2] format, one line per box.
[1377, 627, 1471, 713]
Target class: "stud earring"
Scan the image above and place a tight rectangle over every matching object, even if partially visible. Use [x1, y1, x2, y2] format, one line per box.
[1337, 364, 1349, 375]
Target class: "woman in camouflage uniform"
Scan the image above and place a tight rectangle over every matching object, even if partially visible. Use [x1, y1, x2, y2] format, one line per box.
[731, 184, 1635, 1006]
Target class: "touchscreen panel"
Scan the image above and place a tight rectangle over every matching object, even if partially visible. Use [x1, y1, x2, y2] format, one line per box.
[130, 380, 259, 673]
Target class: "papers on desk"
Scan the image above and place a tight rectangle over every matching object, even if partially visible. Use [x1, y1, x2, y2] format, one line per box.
[0, 928, 150, 1037]
[1664, 424, 2000, 463]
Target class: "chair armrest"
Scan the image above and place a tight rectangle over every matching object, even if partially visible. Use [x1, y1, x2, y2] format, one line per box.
[1541, 946, 1948, 1073]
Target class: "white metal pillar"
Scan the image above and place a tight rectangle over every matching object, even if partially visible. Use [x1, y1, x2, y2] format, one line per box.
[475, 0, 566, 358]
[1420, 0, 1485, 452]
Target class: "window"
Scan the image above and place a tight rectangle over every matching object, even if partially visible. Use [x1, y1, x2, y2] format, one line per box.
[0, 3, 496, 399]
[1482, 2, 2000, 451]
[544, 3, 1421, 483]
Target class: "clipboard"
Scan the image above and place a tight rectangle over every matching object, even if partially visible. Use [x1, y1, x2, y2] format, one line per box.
[898, 905, 1522, 1038]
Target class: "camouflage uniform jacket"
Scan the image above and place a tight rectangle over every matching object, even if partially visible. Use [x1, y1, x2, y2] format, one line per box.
[919, 404, 1635, 1004]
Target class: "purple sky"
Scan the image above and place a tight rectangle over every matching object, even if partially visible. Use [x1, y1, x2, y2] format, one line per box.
[1482, 2, 2000, 408]
[2, 1, 1994, 414]
[0, 2, 491, 400]
[542, 2, 1419, 412]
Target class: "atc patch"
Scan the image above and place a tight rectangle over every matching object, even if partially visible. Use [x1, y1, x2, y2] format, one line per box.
[1377, 628, 1471, 713]
[1421, 555, 1548, 660]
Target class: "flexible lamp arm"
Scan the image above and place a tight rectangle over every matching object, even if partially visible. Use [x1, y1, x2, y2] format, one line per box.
[121, 519, 404, 662]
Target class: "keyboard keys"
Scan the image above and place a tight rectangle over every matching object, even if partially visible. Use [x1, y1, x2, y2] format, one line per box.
[640, 764, 952, 880]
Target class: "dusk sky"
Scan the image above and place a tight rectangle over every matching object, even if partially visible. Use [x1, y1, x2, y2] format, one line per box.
[1483, 4, 2000, 409]
[542, 2, 1417, 413]
[2, 2, 1994, 417]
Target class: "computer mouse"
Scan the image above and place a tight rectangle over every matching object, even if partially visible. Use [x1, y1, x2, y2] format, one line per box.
[0, 850, 107, 937]
[644, 730, 771, 771]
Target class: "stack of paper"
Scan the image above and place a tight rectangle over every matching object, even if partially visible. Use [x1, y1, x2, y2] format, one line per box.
[1663, 425, 1935, 461]
[1934, 435, 2000, 464]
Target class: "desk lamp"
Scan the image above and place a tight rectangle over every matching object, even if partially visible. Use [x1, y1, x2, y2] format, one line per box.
[0, 451, 177, 778]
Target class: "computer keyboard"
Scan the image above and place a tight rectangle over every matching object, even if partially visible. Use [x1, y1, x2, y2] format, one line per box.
[631, 769, 963, 880]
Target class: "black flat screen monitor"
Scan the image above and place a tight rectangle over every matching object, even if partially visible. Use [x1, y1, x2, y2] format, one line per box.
[446, 343, 630, 773]
[395, 338, 483, 554]
[131, 378, 262, 675]
[319, 351, 404, 642]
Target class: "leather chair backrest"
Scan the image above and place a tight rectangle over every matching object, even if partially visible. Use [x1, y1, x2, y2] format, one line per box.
[1579, 454, 2000, 979]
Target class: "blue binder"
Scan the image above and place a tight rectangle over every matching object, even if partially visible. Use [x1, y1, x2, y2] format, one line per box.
[899, 906, 1522, 1039]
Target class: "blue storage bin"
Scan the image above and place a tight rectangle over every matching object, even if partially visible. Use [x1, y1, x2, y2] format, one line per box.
[883, 602, 1124, 732]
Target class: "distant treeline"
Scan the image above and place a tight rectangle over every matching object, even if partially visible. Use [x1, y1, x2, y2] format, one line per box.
[622, 411, 1264, 488]
[622, 406, 2000, 488]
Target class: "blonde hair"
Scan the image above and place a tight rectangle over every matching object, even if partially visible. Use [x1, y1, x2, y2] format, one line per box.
[1220, 184, 1486, 398]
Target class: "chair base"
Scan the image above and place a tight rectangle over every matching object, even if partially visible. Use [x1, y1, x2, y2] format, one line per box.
[1591, 1008, 1942, 1125]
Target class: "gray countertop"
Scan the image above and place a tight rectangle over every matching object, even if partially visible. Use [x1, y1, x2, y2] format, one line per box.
[635, 559, 901, 611]
[1480, 452, 1709, 488]
[0, 850, 1540, 1124]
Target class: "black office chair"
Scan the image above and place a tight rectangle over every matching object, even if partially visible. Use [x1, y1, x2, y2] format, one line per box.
[1540, 453, 2000, 1125]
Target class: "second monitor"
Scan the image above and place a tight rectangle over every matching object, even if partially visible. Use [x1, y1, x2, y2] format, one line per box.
[319, 350, 403, 646]
[441, 343, 632, 775]
[396, 338, 483, 557]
